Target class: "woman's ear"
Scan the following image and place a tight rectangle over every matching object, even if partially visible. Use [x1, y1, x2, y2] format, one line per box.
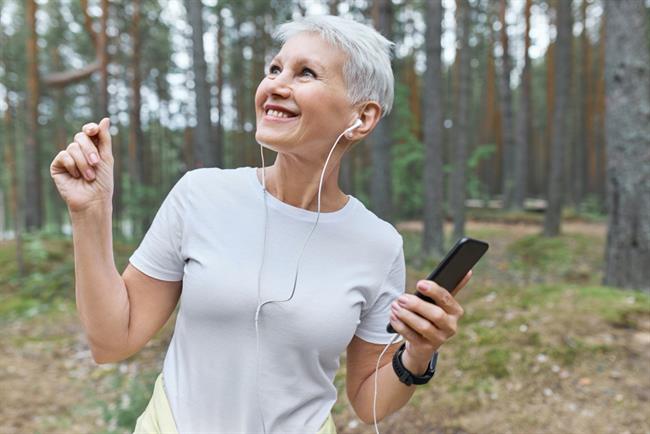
[347, 102, 382, 141]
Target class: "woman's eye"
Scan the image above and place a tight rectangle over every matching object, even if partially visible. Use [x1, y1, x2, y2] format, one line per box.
[301, 68, 316, 78]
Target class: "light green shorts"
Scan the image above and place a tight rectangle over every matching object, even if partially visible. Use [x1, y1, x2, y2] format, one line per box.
[133, 373, 337, 433]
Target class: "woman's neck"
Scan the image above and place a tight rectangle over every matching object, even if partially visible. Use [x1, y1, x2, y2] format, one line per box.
[256, 160, 348, 212]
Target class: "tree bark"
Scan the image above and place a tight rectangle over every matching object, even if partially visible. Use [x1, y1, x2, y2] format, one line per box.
[422, 0, 445, 257]
[573, 0, 590, 210]
[98, 0, 109, 116]
[543, 0, 573, 236]
[3, 98, 25, 276]
[497, 0, 516, 210]
[186, 0, 214, 168]
[451, 0, 471, 240]
[128, 0, 144, 187]
[513, 0, 532, 209]
[603, 0, 650, 292]
[215, 4, 224, 167]
[369, 0, 394, 222]
[25, 0, 42, 230]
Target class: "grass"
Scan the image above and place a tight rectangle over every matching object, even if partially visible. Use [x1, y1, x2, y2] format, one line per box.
[0, 232, 135, 322]
[2, 217, 649, 433]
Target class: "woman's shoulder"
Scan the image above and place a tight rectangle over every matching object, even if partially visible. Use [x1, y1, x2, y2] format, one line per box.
[348, 199, 403, 250]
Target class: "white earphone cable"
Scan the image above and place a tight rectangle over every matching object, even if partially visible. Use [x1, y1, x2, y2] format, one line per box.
[254, 121, 398, 434]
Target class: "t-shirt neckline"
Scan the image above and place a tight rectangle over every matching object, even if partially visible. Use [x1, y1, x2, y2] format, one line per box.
[247, 166, 357, 223]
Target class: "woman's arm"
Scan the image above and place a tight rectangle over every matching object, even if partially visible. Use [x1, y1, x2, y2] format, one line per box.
[346, 272, 471, 424]
[52, 119, 181, 364]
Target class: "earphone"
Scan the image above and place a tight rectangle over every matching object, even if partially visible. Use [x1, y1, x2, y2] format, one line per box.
[345, 118, 363, 138]
[254, 117, 396, 434]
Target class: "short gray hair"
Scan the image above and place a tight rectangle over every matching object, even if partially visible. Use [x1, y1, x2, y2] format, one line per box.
[273, 15, 395, 117]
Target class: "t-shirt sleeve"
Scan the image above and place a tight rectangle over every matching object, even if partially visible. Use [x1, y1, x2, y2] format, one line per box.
[355, 239, 406, 344]
[128, 172, 189, 281]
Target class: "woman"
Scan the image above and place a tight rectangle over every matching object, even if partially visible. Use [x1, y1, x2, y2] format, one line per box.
[50, 15, 470, 434]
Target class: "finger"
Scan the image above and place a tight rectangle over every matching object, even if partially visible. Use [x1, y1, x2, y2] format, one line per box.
[389, 312, 428, 346]
[82, 122, 99, 137]
[392, 303, 446, 342]
[51, 150, 81, 178]
[398, 294, 458, 333]
[66, 142, 95, 181]
[451, 270, 472, 297]
[96, 117, 112, 158]
[59, 151, 82, 178]
[416, 280, 464, 315]
[74, 131, 101, 166]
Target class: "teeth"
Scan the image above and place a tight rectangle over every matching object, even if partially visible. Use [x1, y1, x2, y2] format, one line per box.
[266, 109, 292, 118]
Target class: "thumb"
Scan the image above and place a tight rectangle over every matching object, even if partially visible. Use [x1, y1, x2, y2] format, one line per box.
[97, 117, 113, 158]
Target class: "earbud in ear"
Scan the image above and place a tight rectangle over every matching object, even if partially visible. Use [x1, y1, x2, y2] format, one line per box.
[345, 119, 363, 139]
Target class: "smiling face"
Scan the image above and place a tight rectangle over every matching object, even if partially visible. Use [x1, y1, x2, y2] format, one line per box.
[254, 32, 358, 158]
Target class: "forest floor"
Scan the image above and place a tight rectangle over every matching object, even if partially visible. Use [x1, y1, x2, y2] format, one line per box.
[1, 217, 649, 434]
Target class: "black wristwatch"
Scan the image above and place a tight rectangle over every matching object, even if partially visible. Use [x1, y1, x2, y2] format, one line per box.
[392, 343, 438, 386]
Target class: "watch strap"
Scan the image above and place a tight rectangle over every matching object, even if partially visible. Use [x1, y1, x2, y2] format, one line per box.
[392, 343, 438, 386]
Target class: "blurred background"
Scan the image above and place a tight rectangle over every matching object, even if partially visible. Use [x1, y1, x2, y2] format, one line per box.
[1, 0, 649, 433]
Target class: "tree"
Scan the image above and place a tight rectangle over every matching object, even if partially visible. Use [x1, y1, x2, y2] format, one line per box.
[496, 0, 516, 210]
[603, 0, 650, 292]
[451, 0, 471, 240]
[514, 0, 532, 209]
[369, 0, 394, 222]
[572, 0, 590, 210]
[543, 0, 572, 236]
[186, 0, 214, 168]
[24, 0, 41, 230]
[421, 0, 445, 257]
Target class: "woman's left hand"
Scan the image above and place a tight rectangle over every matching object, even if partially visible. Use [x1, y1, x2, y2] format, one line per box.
[389, 271, 472, 371]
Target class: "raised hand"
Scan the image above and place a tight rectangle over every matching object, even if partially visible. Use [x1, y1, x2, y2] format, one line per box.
[50, 118, 114, 213]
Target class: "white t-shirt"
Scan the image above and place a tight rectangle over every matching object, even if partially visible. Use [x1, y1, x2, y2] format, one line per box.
[129, 166, 405, 433]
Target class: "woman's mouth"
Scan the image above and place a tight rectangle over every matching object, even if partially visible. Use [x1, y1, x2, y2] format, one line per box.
[264, 108, 300, 122]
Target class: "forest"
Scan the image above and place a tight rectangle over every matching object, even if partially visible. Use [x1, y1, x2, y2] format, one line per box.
[1, 0, 649, 433]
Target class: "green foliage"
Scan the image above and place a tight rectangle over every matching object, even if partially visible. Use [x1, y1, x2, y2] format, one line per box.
[0, 234, 136, 320]
[391, 81, 424, 219]
[467, 144, 496, 200]
[120, 174, 162, 240]
[96, 370, 159, 434]
[506, 233, 604, 284]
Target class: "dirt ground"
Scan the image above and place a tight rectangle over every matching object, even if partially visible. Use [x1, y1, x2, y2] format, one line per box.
[1, 220, 648, 434]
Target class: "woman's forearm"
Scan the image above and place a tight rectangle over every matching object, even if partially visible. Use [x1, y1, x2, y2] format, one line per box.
[353, 349, 433, 424]
[70, 203, 130, 360]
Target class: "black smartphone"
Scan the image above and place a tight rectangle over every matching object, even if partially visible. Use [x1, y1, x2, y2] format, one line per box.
[386, 237, 489, 334]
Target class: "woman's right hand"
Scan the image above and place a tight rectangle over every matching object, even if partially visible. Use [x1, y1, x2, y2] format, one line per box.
[50, 118, 114, 213]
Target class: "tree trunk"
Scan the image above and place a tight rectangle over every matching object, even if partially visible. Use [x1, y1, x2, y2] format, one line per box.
[573, 0, 589, 210]
[543, 0, 572, 236]
[369, 0, 394, 222]
[482, 37, 501, 197]
[3, 99, 25, 276]
[451, 0, 471, 240]
[128, 0, 147, 236]
[25, 0, 42, 231]
[422, 0, 445, 257]
[215, 4, 224, 167]
[128, 0, 144, 187]
[329, 0, 340, 16]
[186, 0, 214, 168]
[497, 0, 515, 210]
[603, 0, 650, 292]
[98, 0, 109, 116]
[513, 0, 532, 209]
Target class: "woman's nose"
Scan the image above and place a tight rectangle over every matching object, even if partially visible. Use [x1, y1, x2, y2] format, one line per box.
[267, 72, 292, 98]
